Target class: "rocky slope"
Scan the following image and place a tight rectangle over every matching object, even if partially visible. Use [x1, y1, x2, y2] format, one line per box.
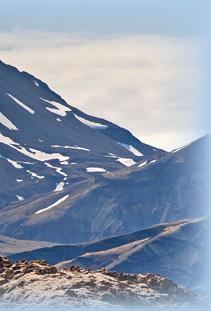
[0, 257, 201, 309]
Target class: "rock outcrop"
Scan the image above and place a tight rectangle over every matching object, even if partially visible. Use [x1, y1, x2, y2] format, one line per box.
[0, 257, 202, 309]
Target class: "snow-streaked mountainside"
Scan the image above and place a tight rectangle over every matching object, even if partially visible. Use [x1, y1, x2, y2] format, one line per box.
[8, 217, 208, 289]
[0, 134, 208, 244]
[0, 60, 164, 210]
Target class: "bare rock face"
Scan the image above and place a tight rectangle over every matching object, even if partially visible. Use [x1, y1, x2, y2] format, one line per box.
[0, 257, 202, 309]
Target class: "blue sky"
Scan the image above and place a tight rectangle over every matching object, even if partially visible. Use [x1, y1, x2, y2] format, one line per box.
[0, 0, 207, 36]
[0, 1, 209, 150]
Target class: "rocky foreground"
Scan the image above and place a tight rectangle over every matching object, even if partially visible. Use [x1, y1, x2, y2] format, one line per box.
[0, 257, 202, 310]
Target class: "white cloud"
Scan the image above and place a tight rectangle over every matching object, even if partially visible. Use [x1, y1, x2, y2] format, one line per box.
[0, 31, 204, 150]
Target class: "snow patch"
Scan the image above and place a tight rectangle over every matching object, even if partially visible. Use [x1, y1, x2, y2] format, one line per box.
[138, 160, 147, 168]
[45, 162, 67, 177]
[0, 112, 18, 131]
[86, 167, 106, 173]
[51, 145, 90, 152]
[104, 153, 136, 166]
[7, 159, 23, 169]
[28, 148, 69, 162]
[150, 159, 157, 164]
[104, 153, 118, 159]
[27, 170, 45, 179]
[0, 133, 18, 146]
[60, 161, 69, 165]
[16, 179, 23, 183]
[7, 94, 35, 114]
[40, 98, 71, 117]
[35, 195, 69, 214]
[117, 142, 144, 157]
[172, 144, 189, 153]
[0, 138, 70, 162]
[33, 80, 39, 87]
[74, 114, 108, 129]
[54, 181, 65, 192]
[116, 158, 136, 167]
[19, 161, 34, 165]
[16, 195, 24, 201]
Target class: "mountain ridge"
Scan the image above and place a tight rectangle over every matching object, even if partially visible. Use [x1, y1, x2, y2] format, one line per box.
[8, 217, 207, 288]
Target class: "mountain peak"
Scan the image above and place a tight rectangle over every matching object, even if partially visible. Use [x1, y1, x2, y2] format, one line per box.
[0, 61, 165, 210]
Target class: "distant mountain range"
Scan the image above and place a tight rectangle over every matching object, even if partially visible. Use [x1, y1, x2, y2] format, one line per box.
[0, 60, 208, 293]
[8, 217, 207, 289]
[0, 235, 57, 256]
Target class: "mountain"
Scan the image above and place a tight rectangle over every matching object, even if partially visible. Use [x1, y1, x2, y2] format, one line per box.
[9, 217, 207, 288]
[65, 217, 208, 289]
[0, 59, 164, 210]
[0, 60, 208, 305]
[0, 59, 208, 244]
[0, 134, 208, 244]
[0, 256, 200, 308]
[0, 235, 58, 256]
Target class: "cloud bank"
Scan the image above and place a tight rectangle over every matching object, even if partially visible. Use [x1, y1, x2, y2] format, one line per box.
[0, 31, 204, 150]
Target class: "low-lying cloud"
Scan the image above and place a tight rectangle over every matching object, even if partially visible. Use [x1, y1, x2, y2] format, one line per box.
[0, 31, 204, 150]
